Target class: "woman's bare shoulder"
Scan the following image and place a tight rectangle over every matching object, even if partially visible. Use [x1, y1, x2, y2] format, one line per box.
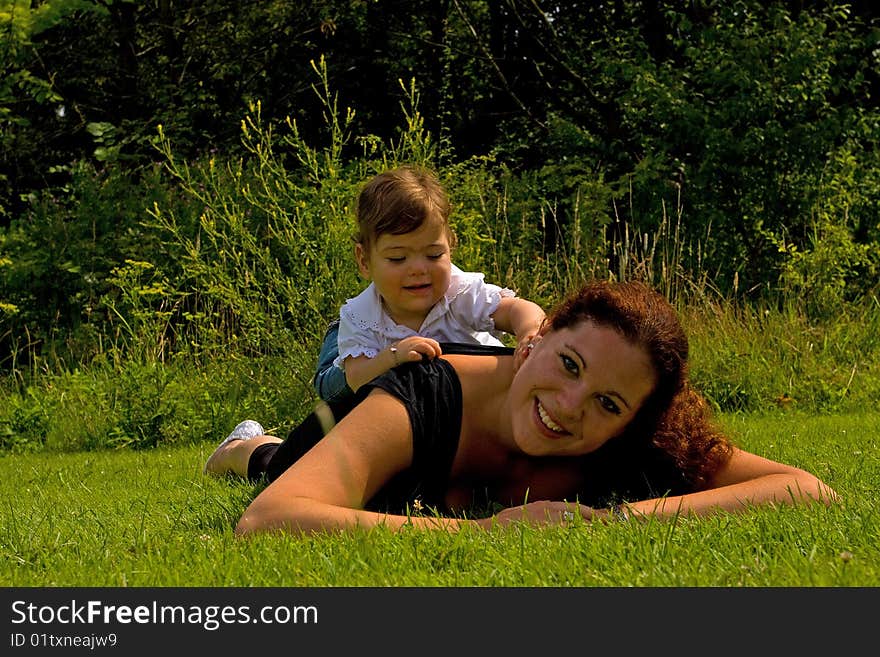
[441, 353, 514, 420]
[441, 351, 514, 376]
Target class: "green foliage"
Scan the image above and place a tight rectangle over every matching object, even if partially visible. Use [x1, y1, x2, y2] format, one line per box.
[3, 1, 879, 345]
[0, 352, 317, 453]
[633, 1, 880, 297]
[686, 297, 880, 414]
[133, 58, 453, 362]
[0, 385, 50, 451]
[2, 286, 877, 454]
[0, 161, 177, 373]
[777, 144, 880, 319]
[476, 1, 880, 301]
[145, 70, 362, 359]
[0, 0, 106, 217]
[140, 60, 717, 362]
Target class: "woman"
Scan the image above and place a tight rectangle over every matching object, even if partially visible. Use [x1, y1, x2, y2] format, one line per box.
[205, 280, 836, 534]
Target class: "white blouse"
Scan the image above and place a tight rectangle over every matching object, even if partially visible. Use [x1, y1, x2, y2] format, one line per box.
[334, 264, 515, 367]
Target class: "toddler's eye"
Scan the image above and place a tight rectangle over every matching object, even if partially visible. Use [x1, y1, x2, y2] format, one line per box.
[387, 257, 405, 263]
[427, 253, 444, 260]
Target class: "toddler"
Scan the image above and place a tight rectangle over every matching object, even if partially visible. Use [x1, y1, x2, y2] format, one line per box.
[313, 165, 546, 402]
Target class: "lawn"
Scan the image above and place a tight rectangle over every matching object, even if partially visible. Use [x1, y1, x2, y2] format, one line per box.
[2, 412, 877, 587]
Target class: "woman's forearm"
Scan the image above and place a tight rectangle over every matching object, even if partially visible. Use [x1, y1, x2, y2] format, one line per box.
[234, 496, 469, 536]
[622, 471, 838, 521]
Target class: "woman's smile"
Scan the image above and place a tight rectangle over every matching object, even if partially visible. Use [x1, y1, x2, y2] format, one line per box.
[535, 399, 567, 436]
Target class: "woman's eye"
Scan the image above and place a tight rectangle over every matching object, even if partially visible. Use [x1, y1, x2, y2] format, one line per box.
[560, 354, 579, 375]
[599, 396, 621, 415]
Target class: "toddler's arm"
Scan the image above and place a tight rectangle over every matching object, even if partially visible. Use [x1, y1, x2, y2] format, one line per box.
[343, 335, 443, 392]
[492, 297, 546, 368]
[491, 297, 546, 343]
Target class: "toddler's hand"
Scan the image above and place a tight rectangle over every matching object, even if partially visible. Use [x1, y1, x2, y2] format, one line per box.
[391, 335, 442, 366]
[513, 333, 541, 370]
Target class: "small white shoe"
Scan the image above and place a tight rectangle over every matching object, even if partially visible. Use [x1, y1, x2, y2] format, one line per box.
[220, 420, 265, 446]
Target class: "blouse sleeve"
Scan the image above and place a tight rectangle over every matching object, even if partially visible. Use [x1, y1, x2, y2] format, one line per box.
[447, 271, 516, 333]
[334, 291, 385, 366]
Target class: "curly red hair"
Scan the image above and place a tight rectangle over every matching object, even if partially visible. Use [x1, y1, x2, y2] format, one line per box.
[548, 280, 732, 497]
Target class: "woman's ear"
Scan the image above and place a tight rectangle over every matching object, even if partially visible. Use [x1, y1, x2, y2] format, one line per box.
[354, 243, 371, 279]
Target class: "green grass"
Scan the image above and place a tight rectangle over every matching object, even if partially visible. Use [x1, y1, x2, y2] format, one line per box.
[1, 412, 877, 587]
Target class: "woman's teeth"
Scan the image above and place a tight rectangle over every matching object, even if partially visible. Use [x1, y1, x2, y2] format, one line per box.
[537, 401, 565, 433]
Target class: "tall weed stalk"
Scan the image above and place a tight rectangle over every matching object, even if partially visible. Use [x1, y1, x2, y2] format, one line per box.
[143, 58, 444, 362]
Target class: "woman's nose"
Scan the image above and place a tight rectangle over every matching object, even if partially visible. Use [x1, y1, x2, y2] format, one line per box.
[556, 382, 588, 418]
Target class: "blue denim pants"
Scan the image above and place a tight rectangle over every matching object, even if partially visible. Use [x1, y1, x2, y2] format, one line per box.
[312, 319, 354, 403]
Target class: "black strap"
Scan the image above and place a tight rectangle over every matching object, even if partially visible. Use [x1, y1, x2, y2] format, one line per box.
[437, 342, 514, 356]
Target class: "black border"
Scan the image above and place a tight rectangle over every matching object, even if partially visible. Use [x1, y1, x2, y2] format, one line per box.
[2, 587, 876, 653]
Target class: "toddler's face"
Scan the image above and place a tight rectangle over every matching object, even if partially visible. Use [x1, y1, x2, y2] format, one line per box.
[356, 218, 452, 330]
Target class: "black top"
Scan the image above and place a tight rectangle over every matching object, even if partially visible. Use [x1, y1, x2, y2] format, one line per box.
[267, 343, 514, 514]
[360, 343, 515, 513]
[359, 357, 463, 512]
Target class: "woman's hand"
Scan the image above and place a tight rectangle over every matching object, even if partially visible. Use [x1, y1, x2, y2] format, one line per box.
[481, 500, 604, 528]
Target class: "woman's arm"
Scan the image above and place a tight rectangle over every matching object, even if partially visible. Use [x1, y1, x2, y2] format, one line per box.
[234, 389, 467, 536]
[485, 447, 838, 527]
[624, 446, 838, 519]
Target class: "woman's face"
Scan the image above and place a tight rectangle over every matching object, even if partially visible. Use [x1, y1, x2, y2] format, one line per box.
[508, 320, 657, 457]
